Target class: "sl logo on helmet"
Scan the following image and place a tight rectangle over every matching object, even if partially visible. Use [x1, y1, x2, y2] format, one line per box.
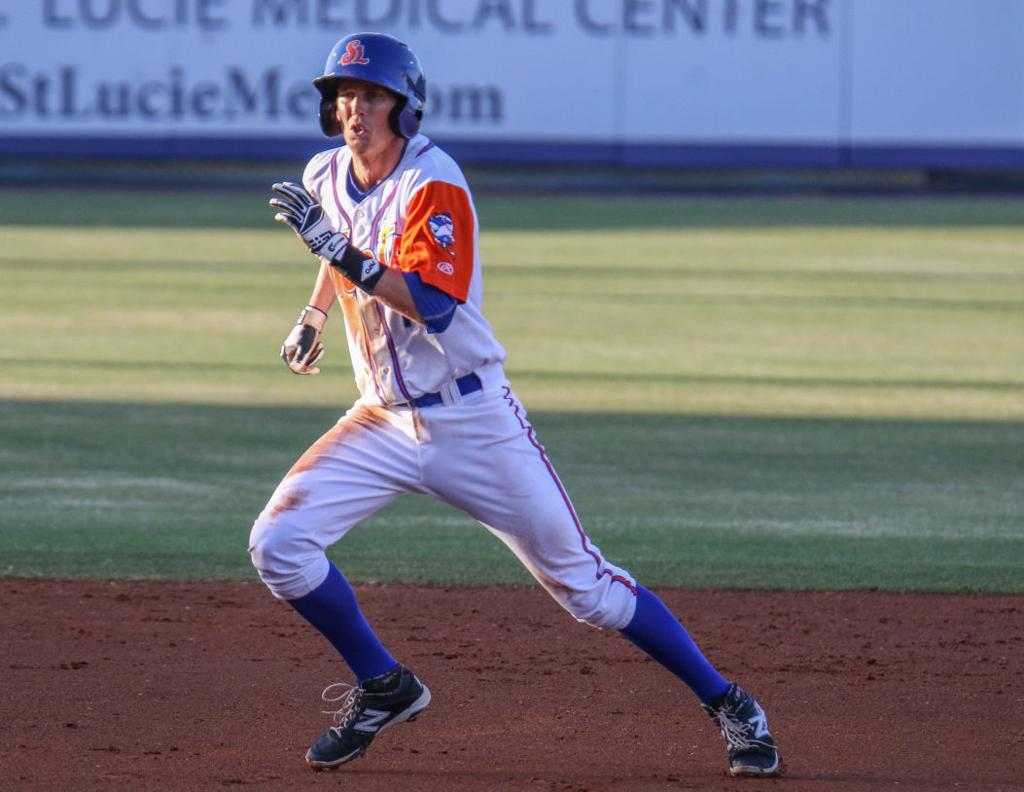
[340, 40, 369, 66]
[428, 213, 455, 254]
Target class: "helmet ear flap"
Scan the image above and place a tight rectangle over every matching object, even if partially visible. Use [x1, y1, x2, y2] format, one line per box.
[319, 95, 340, 137]
[387, 97, 422, 139]
[387, 102, 403, 139]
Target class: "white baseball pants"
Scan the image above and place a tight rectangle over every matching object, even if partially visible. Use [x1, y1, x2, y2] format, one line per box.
[249, 383, 638, 631]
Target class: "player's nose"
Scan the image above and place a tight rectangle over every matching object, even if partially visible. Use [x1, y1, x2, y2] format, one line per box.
[350, 93, 368, 115]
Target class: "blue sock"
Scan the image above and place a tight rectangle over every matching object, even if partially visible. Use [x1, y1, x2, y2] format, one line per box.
[620, 585, 731, 704]
[288, 561, 398, 683]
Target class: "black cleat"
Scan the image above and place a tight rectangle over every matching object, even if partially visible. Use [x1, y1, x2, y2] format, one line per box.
[703, 683, 780, 777]
[305, 664, 431, 770]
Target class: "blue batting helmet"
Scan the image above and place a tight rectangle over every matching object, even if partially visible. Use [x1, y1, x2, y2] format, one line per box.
[313, 32, 426, 140]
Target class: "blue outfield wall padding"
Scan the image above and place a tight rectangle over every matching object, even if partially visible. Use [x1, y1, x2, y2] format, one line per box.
[849, 145, 1024, 170]
[617, 143, 846, 168]
[1, 135, 1023, 170]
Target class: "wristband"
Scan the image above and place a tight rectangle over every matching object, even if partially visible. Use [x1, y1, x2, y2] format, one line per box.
[329, 245, 387, 294]
[296, 304, 328, 331]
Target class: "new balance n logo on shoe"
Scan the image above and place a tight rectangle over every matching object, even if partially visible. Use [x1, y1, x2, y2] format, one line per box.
[353, 708, 391, 733]
[749, 708, 770, 739]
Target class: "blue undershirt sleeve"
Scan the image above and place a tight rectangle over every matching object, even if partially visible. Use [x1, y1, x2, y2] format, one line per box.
[403, 271, 459, 333]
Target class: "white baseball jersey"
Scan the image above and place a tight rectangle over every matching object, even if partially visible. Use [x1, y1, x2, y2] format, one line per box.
[302, 134, 507, 405]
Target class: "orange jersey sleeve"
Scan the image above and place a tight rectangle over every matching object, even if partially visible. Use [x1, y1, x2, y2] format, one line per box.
[396, 181, 475, 302]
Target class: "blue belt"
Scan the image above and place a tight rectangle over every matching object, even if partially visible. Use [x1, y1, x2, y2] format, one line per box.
[409, 373, 482, 408]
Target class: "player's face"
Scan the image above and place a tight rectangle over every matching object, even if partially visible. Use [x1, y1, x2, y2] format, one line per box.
[335, 80, 400, 158]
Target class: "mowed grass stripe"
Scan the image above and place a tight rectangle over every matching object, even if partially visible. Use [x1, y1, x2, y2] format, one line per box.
[3, 221, 1022, 416]
[4, 189, 1024, 229]
[1, 401, 1021, 591]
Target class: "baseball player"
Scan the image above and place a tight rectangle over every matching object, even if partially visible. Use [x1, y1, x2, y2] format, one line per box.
[249, 32, 780, 778]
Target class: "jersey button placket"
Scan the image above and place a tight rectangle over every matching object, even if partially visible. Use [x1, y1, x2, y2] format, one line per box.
[351, 210, 368, 246]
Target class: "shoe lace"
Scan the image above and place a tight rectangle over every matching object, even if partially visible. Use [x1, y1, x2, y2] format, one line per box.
[713, 707, 757, 751]
[320, 682, 364, 734]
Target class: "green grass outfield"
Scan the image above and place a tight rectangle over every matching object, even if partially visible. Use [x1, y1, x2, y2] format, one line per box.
[1, 190, 1022, 591]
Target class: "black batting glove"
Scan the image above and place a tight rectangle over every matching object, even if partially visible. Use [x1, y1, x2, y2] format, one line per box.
[270, 181, 349, 262]
[281, 305, 328, 375]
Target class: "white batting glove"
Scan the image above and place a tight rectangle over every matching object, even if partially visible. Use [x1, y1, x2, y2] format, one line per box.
[281, 305, 328, 375]
[269, 181, 349, 262]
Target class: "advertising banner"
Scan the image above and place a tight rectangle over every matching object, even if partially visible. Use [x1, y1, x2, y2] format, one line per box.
[0, 0, 1021, 166]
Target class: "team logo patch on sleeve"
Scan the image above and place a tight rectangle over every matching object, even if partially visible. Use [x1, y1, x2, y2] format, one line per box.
[428, 213, 456, 254]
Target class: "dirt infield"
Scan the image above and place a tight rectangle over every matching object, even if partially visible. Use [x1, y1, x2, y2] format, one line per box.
[3, 580, 1022, 792]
